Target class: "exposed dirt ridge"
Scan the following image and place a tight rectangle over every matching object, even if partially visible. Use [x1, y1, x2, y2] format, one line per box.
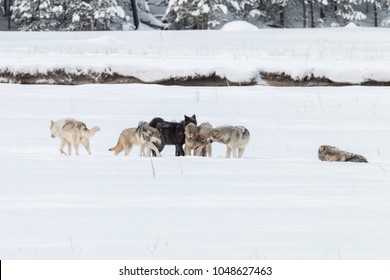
[1, 69, 390, 86]
[0, 69, 255, 86]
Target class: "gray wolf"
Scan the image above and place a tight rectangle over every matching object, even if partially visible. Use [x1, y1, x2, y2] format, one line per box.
[136, 121, 163, 157]
[210, 125, 250, 158]
[50, 118, 100, 156]
[149, 115, 197, 156]
[195, 122, 214, 157]
[109, 122, 162, 157]
[184, 123, 202, 156]
[318, 145, 368, 163]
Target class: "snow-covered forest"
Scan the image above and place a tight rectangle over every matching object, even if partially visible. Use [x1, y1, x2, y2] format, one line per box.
[2, 0, 390, 31]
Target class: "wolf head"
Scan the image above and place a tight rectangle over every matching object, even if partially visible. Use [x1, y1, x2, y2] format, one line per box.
[137, 121, 162, 145]
[184, 115, 197, 127]
[210, 129, 223, 142]
[193, 132, 209, 148]
[184, 123, 198, 141]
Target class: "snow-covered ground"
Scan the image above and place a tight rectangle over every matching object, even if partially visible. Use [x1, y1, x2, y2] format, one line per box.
[1, 83, 390, 260]
[1, 27, 390, 84]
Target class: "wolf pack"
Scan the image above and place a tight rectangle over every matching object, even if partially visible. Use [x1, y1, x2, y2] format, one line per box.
[50, 115, 369, 163]
[50, 115, 251, 158]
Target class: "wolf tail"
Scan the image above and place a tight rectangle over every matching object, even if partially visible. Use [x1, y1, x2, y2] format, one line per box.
[242, 127, 250, 142]
[347, 153, 368, 163]
[108, 138, 122, 153]
[83, 126, 100, 137]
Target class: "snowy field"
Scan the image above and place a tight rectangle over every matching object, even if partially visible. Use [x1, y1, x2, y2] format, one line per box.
[2, 25, 390, 84]
[1, 82, 390, 260]
[1, 28, 390, 260]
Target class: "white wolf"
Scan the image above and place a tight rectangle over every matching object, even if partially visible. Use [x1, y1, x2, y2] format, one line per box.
[210, 125, 250, 158]
[50, 118, 100, 156]
[109, 122, 162, 157]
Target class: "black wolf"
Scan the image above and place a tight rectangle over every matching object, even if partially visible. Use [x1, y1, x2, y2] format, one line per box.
[149, 115, 197, 156]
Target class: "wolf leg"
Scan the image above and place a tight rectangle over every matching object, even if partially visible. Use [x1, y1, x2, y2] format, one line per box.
[176, 144, 185, 156]
[184, 144, 192, 156]
[59, 140, 67, 155]
[206, 144, 212, 157]
[225, 146, 232, 158]
[139, 144, 145, 157]
[124, 145, 132, 156]
[232, 147, 238, 158]
[82, 138, 92, 155]
[238, 147, 245, 158]
[67, 142, 72, 156]
[73, 142, 80, 156]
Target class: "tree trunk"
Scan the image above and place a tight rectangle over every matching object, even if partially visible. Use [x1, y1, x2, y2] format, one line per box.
[331, 0, 337, 13]
[320, 4, 325, 20]
[374, 3, 378, 27]
[280, 7, 285, 27]
[303, 1, 307, 28]
[310, 0, 314, 28]
[130, 0, 139, 30]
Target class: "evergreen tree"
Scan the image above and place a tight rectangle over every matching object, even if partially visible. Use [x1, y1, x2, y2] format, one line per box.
[62, 0, 95, 30]
[238, 0, 268, 21]
[64, 0, 126, 31]
[333, 0, 366, 25]
[165, 0, 240, 29]
[11, 0, 65, 30]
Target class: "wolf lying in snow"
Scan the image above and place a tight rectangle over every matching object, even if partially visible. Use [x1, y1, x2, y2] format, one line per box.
[210, 125, 250, 158]
[109, 121, 162, 157]
[50, 118, 100, 156]
[318, 145, 368, 163]
[149, 115, 197, 156]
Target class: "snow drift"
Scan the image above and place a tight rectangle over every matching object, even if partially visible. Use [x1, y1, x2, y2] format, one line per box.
[1, 27, 390, 85]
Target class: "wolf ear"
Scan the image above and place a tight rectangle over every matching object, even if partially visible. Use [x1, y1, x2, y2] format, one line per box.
[192, 114, 196, 120]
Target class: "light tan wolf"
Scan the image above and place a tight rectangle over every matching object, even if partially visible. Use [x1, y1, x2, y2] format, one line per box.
[50, 118, 100, 156]
[184, 123, 201, 156]
[318, 145, 368, 163]
[109, 122, 162, 157]
[194, 122, 213, 157]
[210, 125, 250, 158]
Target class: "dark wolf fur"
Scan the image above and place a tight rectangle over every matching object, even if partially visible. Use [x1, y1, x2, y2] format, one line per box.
[149, 115, 197, 156]
[318, 145, 368, 163]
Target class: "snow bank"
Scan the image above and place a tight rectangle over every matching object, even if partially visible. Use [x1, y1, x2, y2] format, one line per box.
[220, 20, 259, 31]
[1, 28, 390, 85]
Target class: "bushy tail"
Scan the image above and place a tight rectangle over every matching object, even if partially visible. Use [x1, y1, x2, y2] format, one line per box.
[241, 127, 250, 144]
[347, 153, 368, 163]
[83, 126, 100, 137]
[109, 139, 122, 154]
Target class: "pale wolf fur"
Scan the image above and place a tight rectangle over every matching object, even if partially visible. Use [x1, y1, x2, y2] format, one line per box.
[195, 122, 213, 157]
[50, 118, 100, 156]
[136, 121, 162, 157]
[184, 123, 201, 156]
[210, 125, 250, 158]
[318, 145, 368, 163]
[109, 122, 162, 157]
